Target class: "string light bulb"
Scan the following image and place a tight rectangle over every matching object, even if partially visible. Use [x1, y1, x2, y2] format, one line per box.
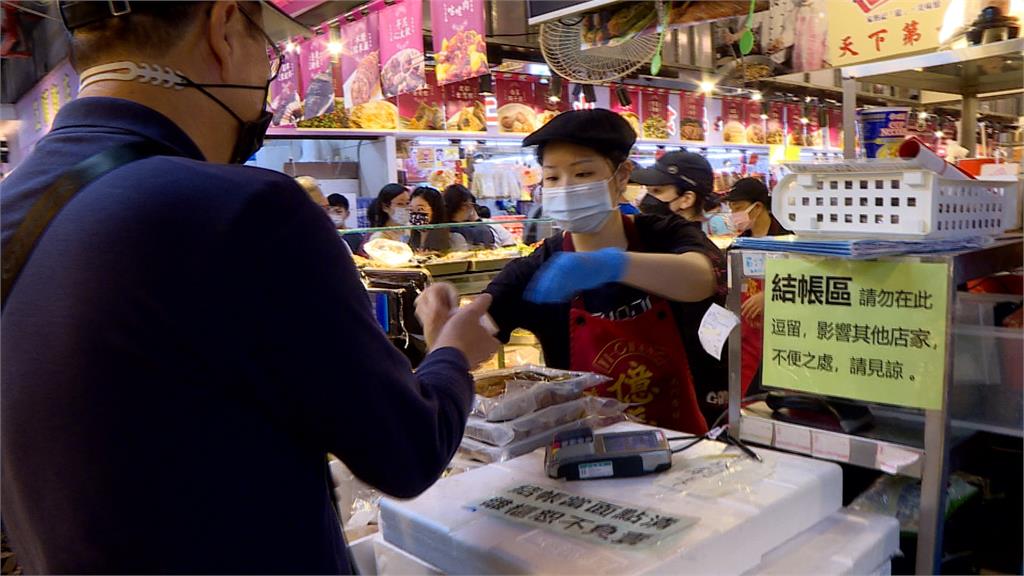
[699, 80, 715, 94]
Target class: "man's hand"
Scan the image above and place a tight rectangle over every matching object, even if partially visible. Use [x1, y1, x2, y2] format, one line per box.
[415, 283, 459, 348]
[740, 291, 765, 327]
[432, 294, 500, 369]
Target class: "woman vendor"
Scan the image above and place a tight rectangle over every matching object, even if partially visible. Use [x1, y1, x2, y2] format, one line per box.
[484, 110, 728, 433]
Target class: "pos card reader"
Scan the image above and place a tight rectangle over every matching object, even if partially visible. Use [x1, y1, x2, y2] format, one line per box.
[545, 427, 673, 480]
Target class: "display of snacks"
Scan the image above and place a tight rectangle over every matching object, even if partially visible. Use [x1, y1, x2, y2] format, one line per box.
[398, 70, 445, 131]
[472, 365, 610, 422]
[296, 98, 351, 128]
[349, 100, 398, 129]
[400, 101, 445, 130]
[363, 238, 415, 266]
[679, 91, 705, 142]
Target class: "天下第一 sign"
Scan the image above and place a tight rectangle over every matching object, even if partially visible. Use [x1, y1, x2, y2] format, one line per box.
[763, 258, 949, 409]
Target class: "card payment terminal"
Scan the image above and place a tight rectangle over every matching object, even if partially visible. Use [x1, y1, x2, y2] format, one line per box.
[545, 427, 673, 480]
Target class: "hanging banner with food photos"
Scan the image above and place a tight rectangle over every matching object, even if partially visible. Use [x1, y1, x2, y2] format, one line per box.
[398, 69, 445, 130]
[745, 98, 765, 145]
[496, 74, 537, 134]
[532, 77, 569, 128]
[640, 88, 672, 140]
[766, 101, 786, 145]
[609, 84, 642, 137]
[431, 0, 489, 86]
[444, 77, 487, 132]
[300, 33, 336, 120]
[827, 108, 843, 149]
[379, 0, 425, 97]
[269, 47, 302, 126]
[340, 13, 383, 110]
[679, 91, 705, 143]
[786, 103, 805, 147]
[806, 103, 823, 148]
[721, 97, 746, 145]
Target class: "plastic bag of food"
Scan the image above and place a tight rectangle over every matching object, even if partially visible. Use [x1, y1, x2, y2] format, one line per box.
[465, 396, 629, 446]
[459, 409, 630, 463]
[473, 365, 610, 422]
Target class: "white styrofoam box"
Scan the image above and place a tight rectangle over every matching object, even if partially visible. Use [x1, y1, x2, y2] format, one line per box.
[381, 423, 842, 575]
[746, 510, 900, 575]
[373, 534, 443, 576]
[774, 165, 1015, 239]
[348, 534, 379, 575]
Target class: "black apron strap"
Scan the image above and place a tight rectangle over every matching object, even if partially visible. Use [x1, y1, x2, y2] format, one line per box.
[1, 141, 174, 309]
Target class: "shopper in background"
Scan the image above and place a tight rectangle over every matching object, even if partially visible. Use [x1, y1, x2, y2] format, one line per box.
[485, 109, 728, 432]
[327, 193, 363, 253]
[366, 182, 410, 242]
[443, 184, 493, 248]
[295, 175, 327, 207]
[0, 2, 498, 573]
[408, 186, 452, 252]
[722, 176, 792, 397]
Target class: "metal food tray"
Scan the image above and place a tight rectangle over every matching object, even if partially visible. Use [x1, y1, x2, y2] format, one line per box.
[469, 257, 517, 272]
[421, 260, 471, 276]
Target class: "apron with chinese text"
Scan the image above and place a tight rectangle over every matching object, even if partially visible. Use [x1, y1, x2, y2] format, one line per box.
[565, 218, 709, 435]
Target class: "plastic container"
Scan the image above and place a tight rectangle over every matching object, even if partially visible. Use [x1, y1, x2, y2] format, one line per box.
[772, 164, 1015, 239]
[857, 107, 910, 159]
[382, 422, 842, 575]
[745, 510, 900, 575]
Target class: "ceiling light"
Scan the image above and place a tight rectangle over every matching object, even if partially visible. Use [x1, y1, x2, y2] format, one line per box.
[751, 91, 763, 101]
[699, 80, 715, 93]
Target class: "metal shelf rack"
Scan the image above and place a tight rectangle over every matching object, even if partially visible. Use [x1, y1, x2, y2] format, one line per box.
[840, 38, 1024, 159]
[726, 239, 1023, 575]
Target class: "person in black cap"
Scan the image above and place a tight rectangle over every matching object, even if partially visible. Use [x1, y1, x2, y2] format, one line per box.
[633, 151, 716, 223]
[721, 177, 791, 399]
[484, 109, 728, 433]
[1, 2, 498, 573]
[722, 176, 792, 238]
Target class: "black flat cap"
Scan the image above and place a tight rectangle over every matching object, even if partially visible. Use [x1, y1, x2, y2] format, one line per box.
[723, 177, 770, 205]
[522, 109, 636, 163]
[631, 151, 713, 198]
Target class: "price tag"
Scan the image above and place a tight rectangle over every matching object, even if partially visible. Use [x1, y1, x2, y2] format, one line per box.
[811, 430, 851, 462]
[773, 424, 811, 454]
[742, 253, 765, 277]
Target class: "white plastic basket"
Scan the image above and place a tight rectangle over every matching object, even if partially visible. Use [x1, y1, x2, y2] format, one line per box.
[773, 162, 1015, 239]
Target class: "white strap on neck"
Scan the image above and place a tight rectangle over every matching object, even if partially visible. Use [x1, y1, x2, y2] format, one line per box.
[79, 61, 184, 91]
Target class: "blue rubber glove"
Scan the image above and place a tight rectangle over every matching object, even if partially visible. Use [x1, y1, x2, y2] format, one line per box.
[524, 248, 629, 304]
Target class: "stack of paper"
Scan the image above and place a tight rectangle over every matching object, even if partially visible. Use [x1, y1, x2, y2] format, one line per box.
[732, 235, 992, 258]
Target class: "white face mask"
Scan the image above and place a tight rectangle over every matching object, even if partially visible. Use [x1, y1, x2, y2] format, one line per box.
[542, 177, 616, 234]
[389, 207, 410, 226]
[329, 213, 347, 227]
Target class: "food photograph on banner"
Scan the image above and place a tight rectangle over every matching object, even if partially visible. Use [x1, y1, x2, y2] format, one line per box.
[397, 69, 445, 131]
[640, 88, 673, 140]
[431, 0, 490, 86]
[443, 77, 487, 132]
[496, 74, 536, 134]
[379, 0, 426, 98]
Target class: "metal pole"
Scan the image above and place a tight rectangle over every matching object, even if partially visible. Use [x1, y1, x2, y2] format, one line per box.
[961, 94, 979, 158]
[727, 251, 744, 438]
[842, 76, 858, 159]
[915, 261, 955, 574]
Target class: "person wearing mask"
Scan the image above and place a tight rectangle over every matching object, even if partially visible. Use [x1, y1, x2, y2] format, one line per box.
[485, 110, 728, 432]
[721, 177, 792, 397]
[633, 151, 716, 225]
[327, 193, 363, 253]
[0, 2, 498, 573]
[408, 186, 452, 252]
[440, 183, 512, 247]
[366, 182, 411, 242]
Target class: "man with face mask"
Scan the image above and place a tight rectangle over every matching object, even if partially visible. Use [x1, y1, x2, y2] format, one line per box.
[721, 177, 791, 399]
[0, 2, 498, 573]
[632, 151, 715, 223]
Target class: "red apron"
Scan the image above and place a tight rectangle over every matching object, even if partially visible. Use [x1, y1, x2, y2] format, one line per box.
[564, 219, 709, 435]
[739, 277, 764, 396]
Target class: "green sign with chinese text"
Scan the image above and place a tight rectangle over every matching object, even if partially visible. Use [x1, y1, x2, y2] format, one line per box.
[762, 258, 950, 409]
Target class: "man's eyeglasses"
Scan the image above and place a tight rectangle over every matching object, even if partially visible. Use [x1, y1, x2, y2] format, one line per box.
[238, 3, 284, 82]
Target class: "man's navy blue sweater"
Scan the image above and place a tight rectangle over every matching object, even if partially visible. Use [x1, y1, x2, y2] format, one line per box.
[0, 98, 473, 574]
